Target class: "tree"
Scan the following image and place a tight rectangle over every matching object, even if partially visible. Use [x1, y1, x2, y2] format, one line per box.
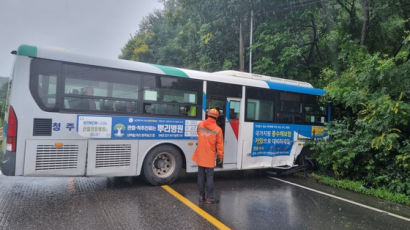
[120, 0, 410, 194]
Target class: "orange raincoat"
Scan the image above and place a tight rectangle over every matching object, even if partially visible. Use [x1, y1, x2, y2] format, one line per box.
[192, 118, 224, 168]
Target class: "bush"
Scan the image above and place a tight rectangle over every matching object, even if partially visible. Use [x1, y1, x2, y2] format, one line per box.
[311, 49, 410, 196]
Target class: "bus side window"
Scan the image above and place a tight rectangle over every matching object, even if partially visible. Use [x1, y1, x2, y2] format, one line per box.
[38, 74, 57, 109]
[188, 106, 197, 117]
[67, 89, 79, 109]
[179, 105, 196, 117]
[101, 100, 113, 112]
[144, 103, 153, 114]
[114, 101, 126, 112]
[229, 108, 238, 120]
[77, 87, 96, 110]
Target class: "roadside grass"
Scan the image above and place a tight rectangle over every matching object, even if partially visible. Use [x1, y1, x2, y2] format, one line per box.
[310, 173, 410, 206]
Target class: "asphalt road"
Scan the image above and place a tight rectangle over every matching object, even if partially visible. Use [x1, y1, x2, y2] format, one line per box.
[0, 171, 409, 230]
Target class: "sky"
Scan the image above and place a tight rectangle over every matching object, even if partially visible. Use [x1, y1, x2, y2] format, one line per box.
[0, 0, 163, 77]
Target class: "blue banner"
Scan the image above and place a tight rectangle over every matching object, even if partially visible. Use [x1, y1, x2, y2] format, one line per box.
[251, 123, 294, 157]
[251, 123, 327, 157]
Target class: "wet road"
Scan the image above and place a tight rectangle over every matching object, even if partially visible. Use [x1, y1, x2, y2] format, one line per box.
[0, 171, 409, 230]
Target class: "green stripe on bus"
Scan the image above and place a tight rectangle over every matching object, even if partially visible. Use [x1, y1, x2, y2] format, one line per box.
[17, 45, 37, 57]
[152, 64, 189, 78]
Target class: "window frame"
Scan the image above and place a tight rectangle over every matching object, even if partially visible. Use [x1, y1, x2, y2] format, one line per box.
[30, 58, 326, 122]
[60, 62, 141, 115]
[245, 86, 276, 123]
[30, 58, 203, 119]
[141, 74, 202, 119]
[245, 86, 328, 125]
[30, 58, 62, 112]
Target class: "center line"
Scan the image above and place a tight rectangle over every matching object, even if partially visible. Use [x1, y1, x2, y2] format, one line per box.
[161, 185, 231, 230]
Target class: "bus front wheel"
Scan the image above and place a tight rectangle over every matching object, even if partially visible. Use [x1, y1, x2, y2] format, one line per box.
[142, 145, 183, 186]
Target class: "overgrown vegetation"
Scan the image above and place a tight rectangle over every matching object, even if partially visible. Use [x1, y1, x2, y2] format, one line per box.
[120, 0, 410, 196]
[311, 173, 410, 205]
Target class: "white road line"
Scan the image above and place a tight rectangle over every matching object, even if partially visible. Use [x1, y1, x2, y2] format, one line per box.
[268, 176, 410, 222]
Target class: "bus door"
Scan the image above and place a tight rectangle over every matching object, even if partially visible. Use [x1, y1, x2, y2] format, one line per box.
[223, 98, 241, 167]
[206, 96, 226, 136]
[206, 96, 237, 168]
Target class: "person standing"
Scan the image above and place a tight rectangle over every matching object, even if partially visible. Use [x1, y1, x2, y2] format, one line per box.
[192, 108, 224, 204]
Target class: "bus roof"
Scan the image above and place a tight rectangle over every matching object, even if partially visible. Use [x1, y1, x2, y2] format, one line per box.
[15, 44, 325, 96]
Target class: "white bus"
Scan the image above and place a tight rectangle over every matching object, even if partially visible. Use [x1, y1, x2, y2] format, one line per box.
[1, 44, 328, 185]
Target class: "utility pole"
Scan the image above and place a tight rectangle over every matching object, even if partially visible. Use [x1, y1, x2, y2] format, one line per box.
[239, 17, 245, 72]
[249, 9, 253, 74]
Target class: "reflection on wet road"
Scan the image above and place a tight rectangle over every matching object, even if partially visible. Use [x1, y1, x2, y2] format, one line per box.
[0, 171, 409, 230]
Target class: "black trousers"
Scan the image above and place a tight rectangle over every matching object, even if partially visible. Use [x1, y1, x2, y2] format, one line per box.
[197, 166, 214, 199]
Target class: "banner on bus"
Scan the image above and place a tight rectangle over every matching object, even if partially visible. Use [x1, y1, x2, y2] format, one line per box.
[251, 123, 327, 157]
[77, 115, 200, 139]
[251, 123, 294, 157]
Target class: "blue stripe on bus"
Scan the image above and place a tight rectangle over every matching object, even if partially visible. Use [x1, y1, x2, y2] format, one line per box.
[225, 100, 230, 122]
[202, 92, 206, 112]
[265, 81, 325, 96]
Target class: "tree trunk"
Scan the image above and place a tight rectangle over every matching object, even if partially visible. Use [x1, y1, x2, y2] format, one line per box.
[336, 0, 357, 35]
[360, 0, 369, 46]
[239, 17, 245, 72]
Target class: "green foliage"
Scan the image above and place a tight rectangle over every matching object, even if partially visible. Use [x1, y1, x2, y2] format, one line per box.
[313, 50, 410, 195]
[311, 173, 410, 205]
[253, 7, 327, 84]
[121, 0, 410, 195]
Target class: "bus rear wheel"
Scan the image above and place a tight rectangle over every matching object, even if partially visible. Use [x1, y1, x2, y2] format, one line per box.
[142, 145, 182, 186]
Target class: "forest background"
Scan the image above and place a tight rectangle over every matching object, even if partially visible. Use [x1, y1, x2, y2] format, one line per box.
[120, 0, 410, 196]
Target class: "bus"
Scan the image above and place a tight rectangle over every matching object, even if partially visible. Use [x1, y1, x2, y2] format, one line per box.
[1, 44, 328, 185]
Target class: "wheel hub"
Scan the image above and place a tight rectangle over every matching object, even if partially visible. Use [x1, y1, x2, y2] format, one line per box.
[154, 158, 166, 169]
[151, 152, 176, 178]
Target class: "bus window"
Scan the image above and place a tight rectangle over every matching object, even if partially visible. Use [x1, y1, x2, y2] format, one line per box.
[303, 95, 327, 124]
[275, 92, 302, 124]
[178, 105, 197, 117]
[100, 99, 114, 112]
[142, 75, 201, 118]
[206, 97, 225, 112]
[245, 87, 275, 122]
[144, 103, 180, 116]
[60, 62, 140, 113]
[246, 98, 274, 121]
[112, 83, 138, 100]
[38, 74, 57, 109]
[188, 105, 197, 117]
[206, 81, 241, 122]
[229, 101, 240, 120]
[144, 90, 158, 101]
[30, 58, 61, 111]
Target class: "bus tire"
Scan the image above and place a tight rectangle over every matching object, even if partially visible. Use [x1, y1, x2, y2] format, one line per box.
[296, 147, 317, 170]
[142, 145, 182, 186]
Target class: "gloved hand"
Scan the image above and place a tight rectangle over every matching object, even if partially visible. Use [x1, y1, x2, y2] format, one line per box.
[216, 158, 223, 168]
[217, 158, 223, 164]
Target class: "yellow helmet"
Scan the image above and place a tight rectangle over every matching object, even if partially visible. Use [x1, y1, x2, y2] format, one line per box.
[207, 108, 219, 118]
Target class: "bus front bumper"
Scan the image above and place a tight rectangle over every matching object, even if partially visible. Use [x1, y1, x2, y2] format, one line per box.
[1, 151, 16, 176]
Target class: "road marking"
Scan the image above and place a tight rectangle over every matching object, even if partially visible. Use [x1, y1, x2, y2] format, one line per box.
[161, 185, 231, 230]
[268, 176, 410, 222]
